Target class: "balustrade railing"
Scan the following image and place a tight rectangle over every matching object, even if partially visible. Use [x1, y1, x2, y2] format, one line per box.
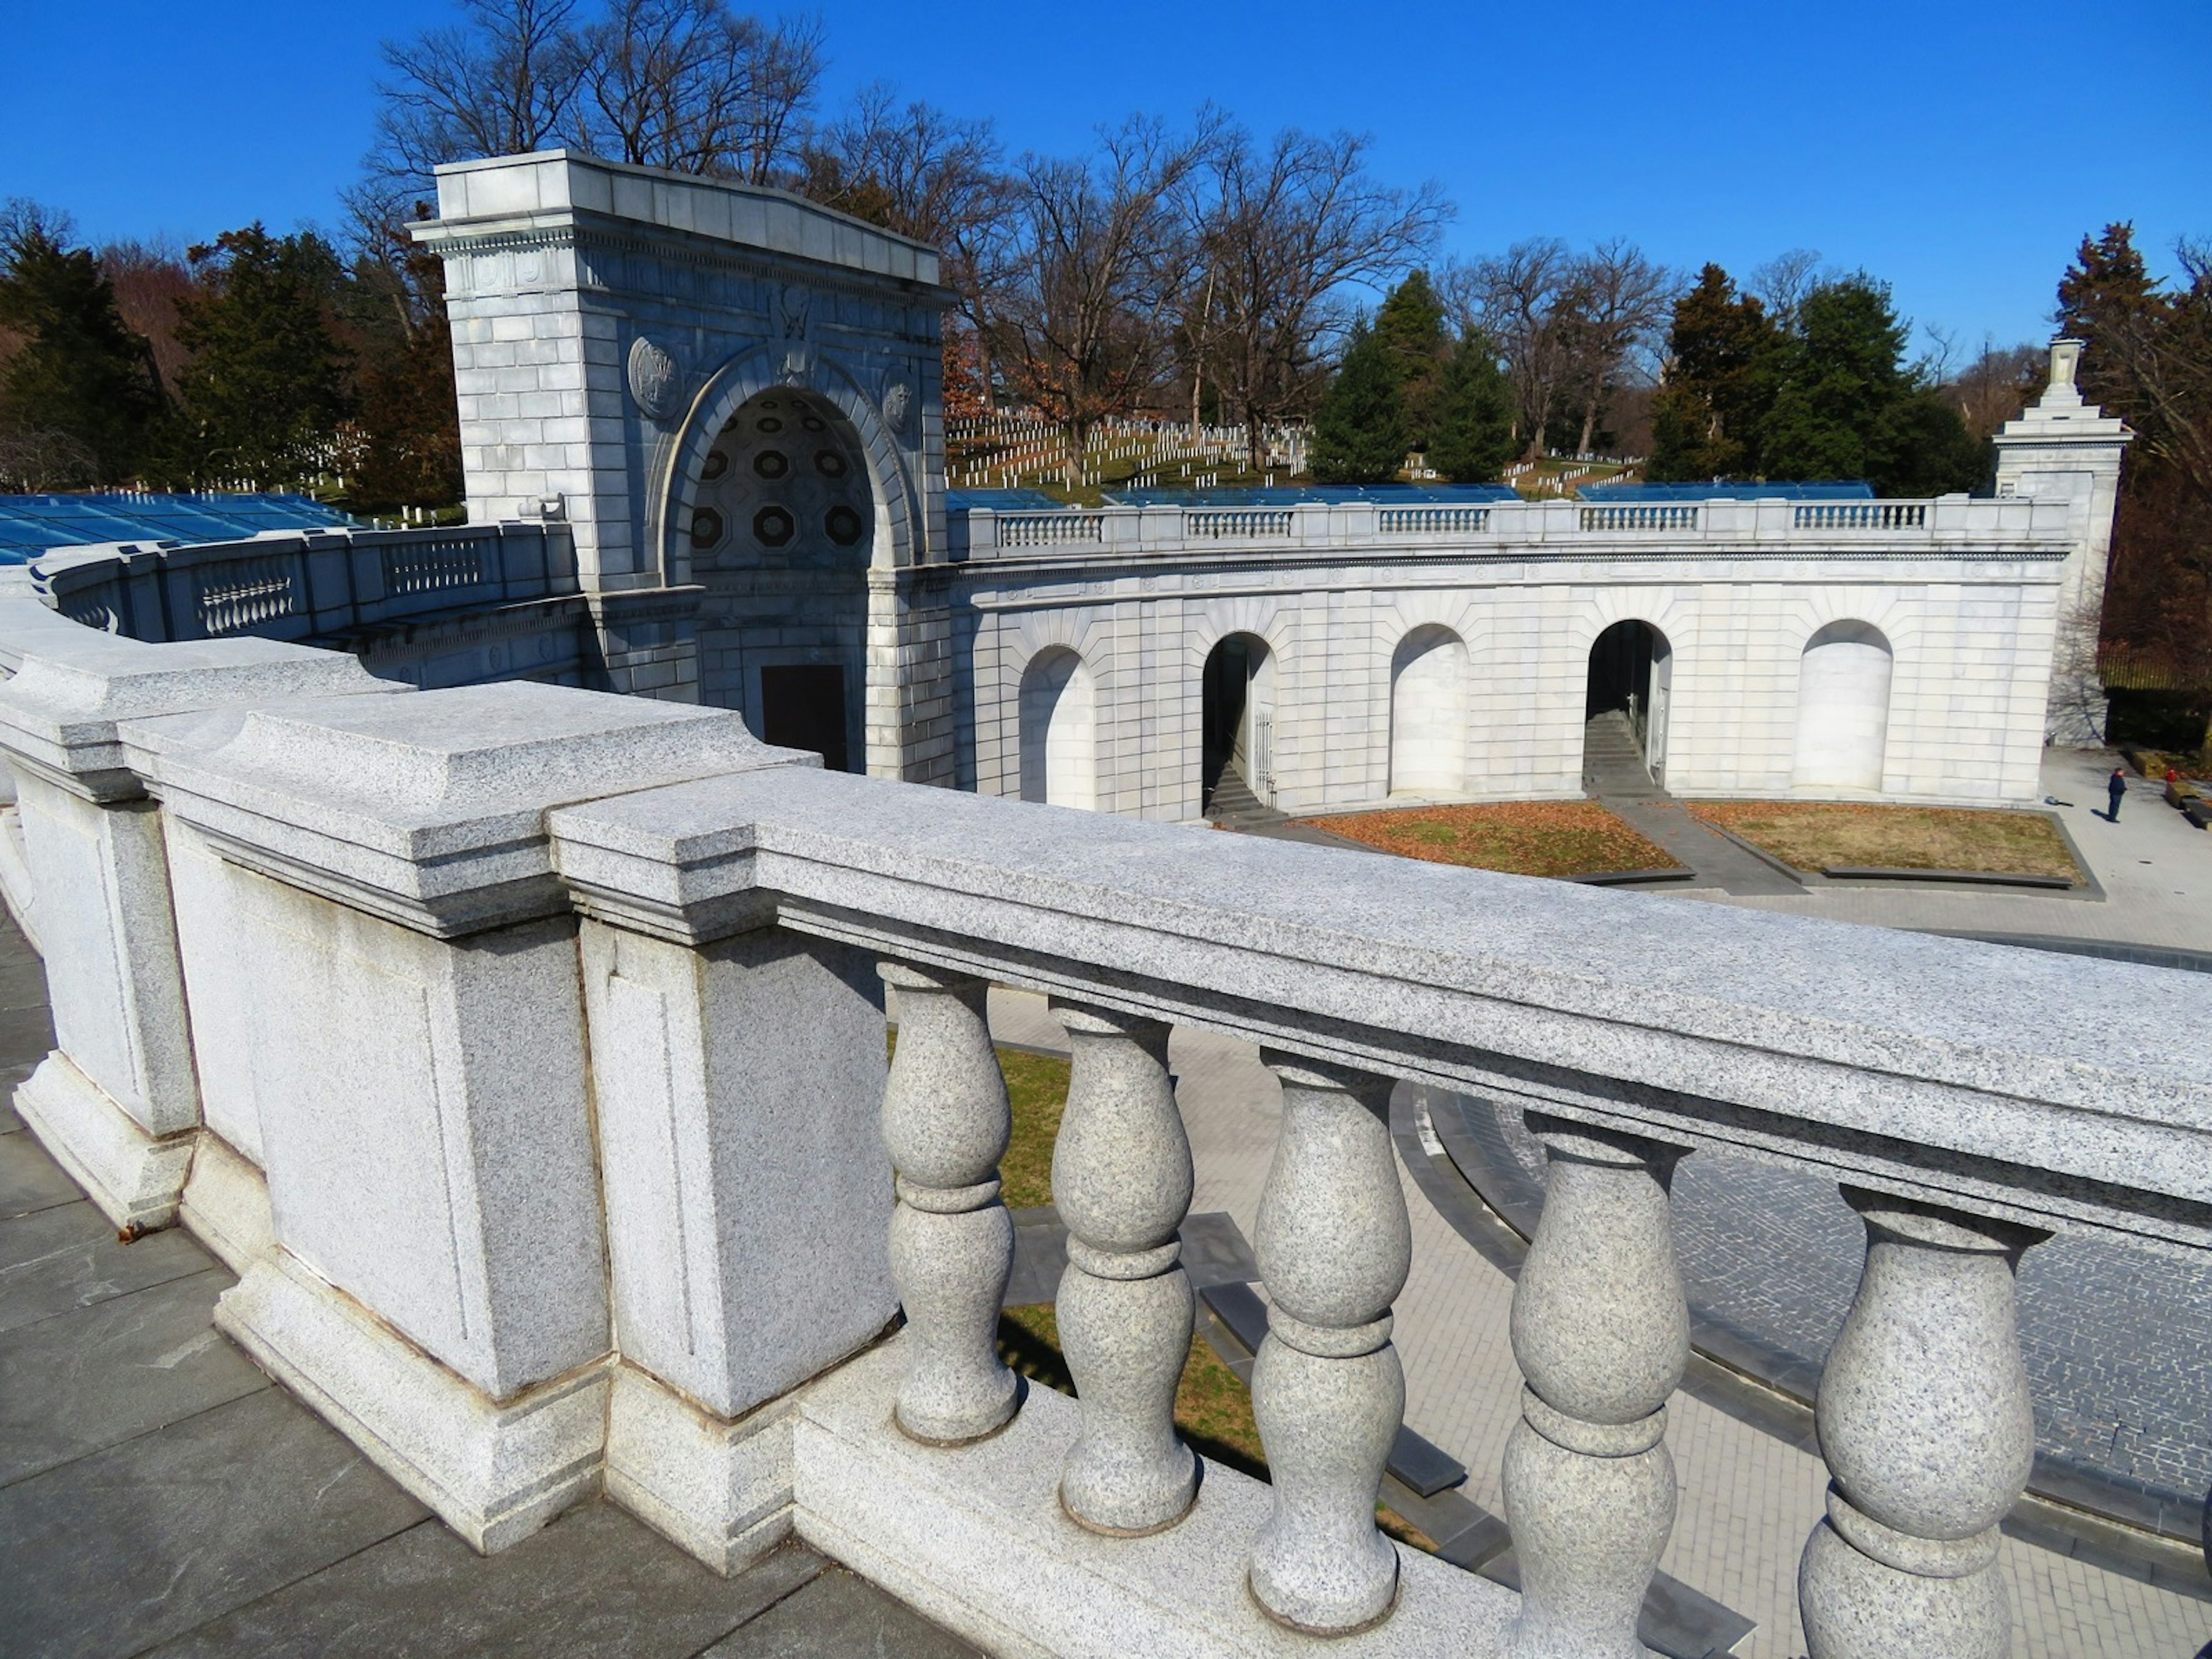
[994, 512, 1105, 548]
[950, 493, 2070, 566]
[1578, 503, 1699, 532]
[1794, 502, 1930, 530]
[1185, 508, 1294, 539]
[615, 760, 2197, 1659]
[28, 521, 578, 647]
[6, 622, 2197, 1659]
[1378, 505, 1491, 535]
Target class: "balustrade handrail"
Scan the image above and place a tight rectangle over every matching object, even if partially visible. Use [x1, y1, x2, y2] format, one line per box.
[28, 521, 579, 647]
[548, 764, 2212, 1257]
[952, 494, 2075, 564]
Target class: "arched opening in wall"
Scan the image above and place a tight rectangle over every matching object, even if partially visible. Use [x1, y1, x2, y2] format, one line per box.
[1584, 620, 1673, 787]
[1019, 648, 1097, 809]
[1793, 620, 1893, 793]
[1389, 626, 1468, 797]
[684, 387, 874, 771]
[1201, 632, 1275, 812]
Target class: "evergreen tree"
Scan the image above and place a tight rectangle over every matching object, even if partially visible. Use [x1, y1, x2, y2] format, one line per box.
[1427, 334, 1515, 483]
[1372, 269, 1448, 452]
[1647, 264, 1775, 482]
[345, 220, 463, 512]
[1759, 275, 1982, 494]
[1308, 319, 1404, 485]
[0, 210, 164, 487]
[2056, 223, 2162, 417]
[168, 225, 351, 486]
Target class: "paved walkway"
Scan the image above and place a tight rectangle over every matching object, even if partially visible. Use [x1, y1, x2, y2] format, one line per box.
[0, 911, 975, 1658]
[1580, 711, 1801, 895]
[986, 988, 2212, 1659]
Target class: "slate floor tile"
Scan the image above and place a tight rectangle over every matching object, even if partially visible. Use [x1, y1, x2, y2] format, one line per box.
[0, 1199, 214, 1333]
[697, 1566, 982, 1658]
[0, 1268, 265, 1486]
[0, 1387, 427, 1659]
[0, 955, 49, 1012]
[0, 1124, 84, 1218]
[0, 999, 55, 1065]
[146, 1506, 828, 1659]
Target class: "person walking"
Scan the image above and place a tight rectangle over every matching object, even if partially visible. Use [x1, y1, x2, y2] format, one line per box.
[2108, 766, 2128, 821]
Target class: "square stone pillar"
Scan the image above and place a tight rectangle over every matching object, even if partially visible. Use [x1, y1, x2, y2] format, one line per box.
[0, 633, 392, 1232]
[1991, 338, 2134, 745]
[550, 782, 897, 1571]
[145, 680, 798, 1552]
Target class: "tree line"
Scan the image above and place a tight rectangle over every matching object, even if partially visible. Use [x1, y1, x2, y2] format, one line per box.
[0, 0, 2194, 570]
[2055, 224, 2212, 688]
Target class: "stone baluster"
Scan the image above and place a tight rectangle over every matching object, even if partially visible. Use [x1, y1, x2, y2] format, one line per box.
[1502, 1114, 1690, 1659]
[879, 963, 1018, 1444]
[1050, 1002, 1197, 1534]
[1800, 1189, 2045, 1659]
[1248, 1054, 1411, 1634]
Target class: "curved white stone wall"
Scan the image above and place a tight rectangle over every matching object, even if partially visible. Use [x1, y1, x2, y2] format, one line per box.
[1019, 647, 1097, 809]
[1389, 626, 1469, 797]
[1792, 621, 1895, 793]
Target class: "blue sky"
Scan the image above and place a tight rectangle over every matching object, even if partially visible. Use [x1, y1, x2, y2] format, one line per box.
[8, 1, 2207, 350]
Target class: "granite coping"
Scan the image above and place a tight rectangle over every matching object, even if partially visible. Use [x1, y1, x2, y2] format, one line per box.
[131, 681, 810, 935]
[0, 631, 391, 798]
[550, 766, 2212, 1247]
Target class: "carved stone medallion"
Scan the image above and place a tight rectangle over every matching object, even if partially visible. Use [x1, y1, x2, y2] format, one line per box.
[881, 377, 915, 437]
[626, 335, 685, 423]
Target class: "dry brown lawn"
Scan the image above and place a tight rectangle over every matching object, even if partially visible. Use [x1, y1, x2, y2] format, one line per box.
[1688, 801, 2081, 880]
[1302, 799, 1679, 879]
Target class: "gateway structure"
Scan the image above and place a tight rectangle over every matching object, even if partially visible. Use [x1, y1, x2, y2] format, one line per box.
[34, 151, 2130, 817]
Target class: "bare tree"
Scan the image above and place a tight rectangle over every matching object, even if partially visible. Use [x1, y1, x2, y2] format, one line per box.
[798, 84, 1013, 398]
[1446, 239, 1577, 460]
[1196, 126, 1449, 471]
[992, 116, 1215, 482]
[1558, 238, 1675, 456]
[1749, 248, 1832, 332]
[570, 0, 822, 179]
[366, 0, 587, 207]
[1938, 332, 2041, 441]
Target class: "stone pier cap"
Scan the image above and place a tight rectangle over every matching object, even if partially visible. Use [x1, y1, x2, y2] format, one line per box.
[0, 625, 390, 802]
[414, 149, 945, 292]
[134, 680, 812, 937]
[551, 764, 2212, 1251]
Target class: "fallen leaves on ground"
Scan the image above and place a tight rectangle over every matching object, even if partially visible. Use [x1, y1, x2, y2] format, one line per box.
[1302, 800, 1679, 878]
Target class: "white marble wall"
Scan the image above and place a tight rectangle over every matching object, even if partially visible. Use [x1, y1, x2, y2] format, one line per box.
[963, 556, 2062, 816]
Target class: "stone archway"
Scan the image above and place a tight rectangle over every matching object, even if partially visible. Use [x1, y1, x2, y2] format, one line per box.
[1584, 620, 1673, 786]
[682, 386, 875, 770]
[1201, 632, 1276, 812]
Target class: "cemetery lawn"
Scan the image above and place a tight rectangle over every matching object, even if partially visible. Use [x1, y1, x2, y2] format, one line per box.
[1302, 800, 1680, 878]
[1687, 801, 2082, 880]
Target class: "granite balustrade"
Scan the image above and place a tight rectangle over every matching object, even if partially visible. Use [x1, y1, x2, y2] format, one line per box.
[0, 599, 2204, 1658]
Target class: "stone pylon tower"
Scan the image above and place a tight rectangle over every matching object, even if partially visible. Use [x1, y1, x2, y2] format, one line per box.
[412, 150, 959, 784]
[1990, 339, 2133, 746]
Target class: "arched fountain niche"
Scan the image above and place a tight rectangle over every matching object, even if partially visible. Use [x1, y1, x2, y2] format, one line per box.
[683, 388, 875, 771]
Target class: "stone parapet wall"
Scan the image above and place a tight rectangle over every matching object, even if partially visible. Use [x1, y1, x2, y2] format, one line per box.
[0, 585, 2203, 1653]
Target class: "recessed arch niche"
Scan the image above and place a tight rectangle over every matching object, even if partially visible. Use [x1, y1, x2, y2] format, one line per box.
[686, 387, 874, 771]
[1793, 620, 1893, 792]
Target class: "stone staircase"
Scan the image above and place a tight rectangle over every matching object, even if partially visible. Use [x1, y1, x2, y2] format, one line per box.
[1581, 709, 1661, 798]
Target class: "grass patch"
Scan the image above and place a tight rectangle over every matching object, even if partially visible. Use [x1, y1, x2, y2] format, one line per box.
[1303, 800, 1679, 878]
[997, 1047, 1071, 1209]
[998, 1303, 1436, 1551]
[1688, 801, 2082, 880]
